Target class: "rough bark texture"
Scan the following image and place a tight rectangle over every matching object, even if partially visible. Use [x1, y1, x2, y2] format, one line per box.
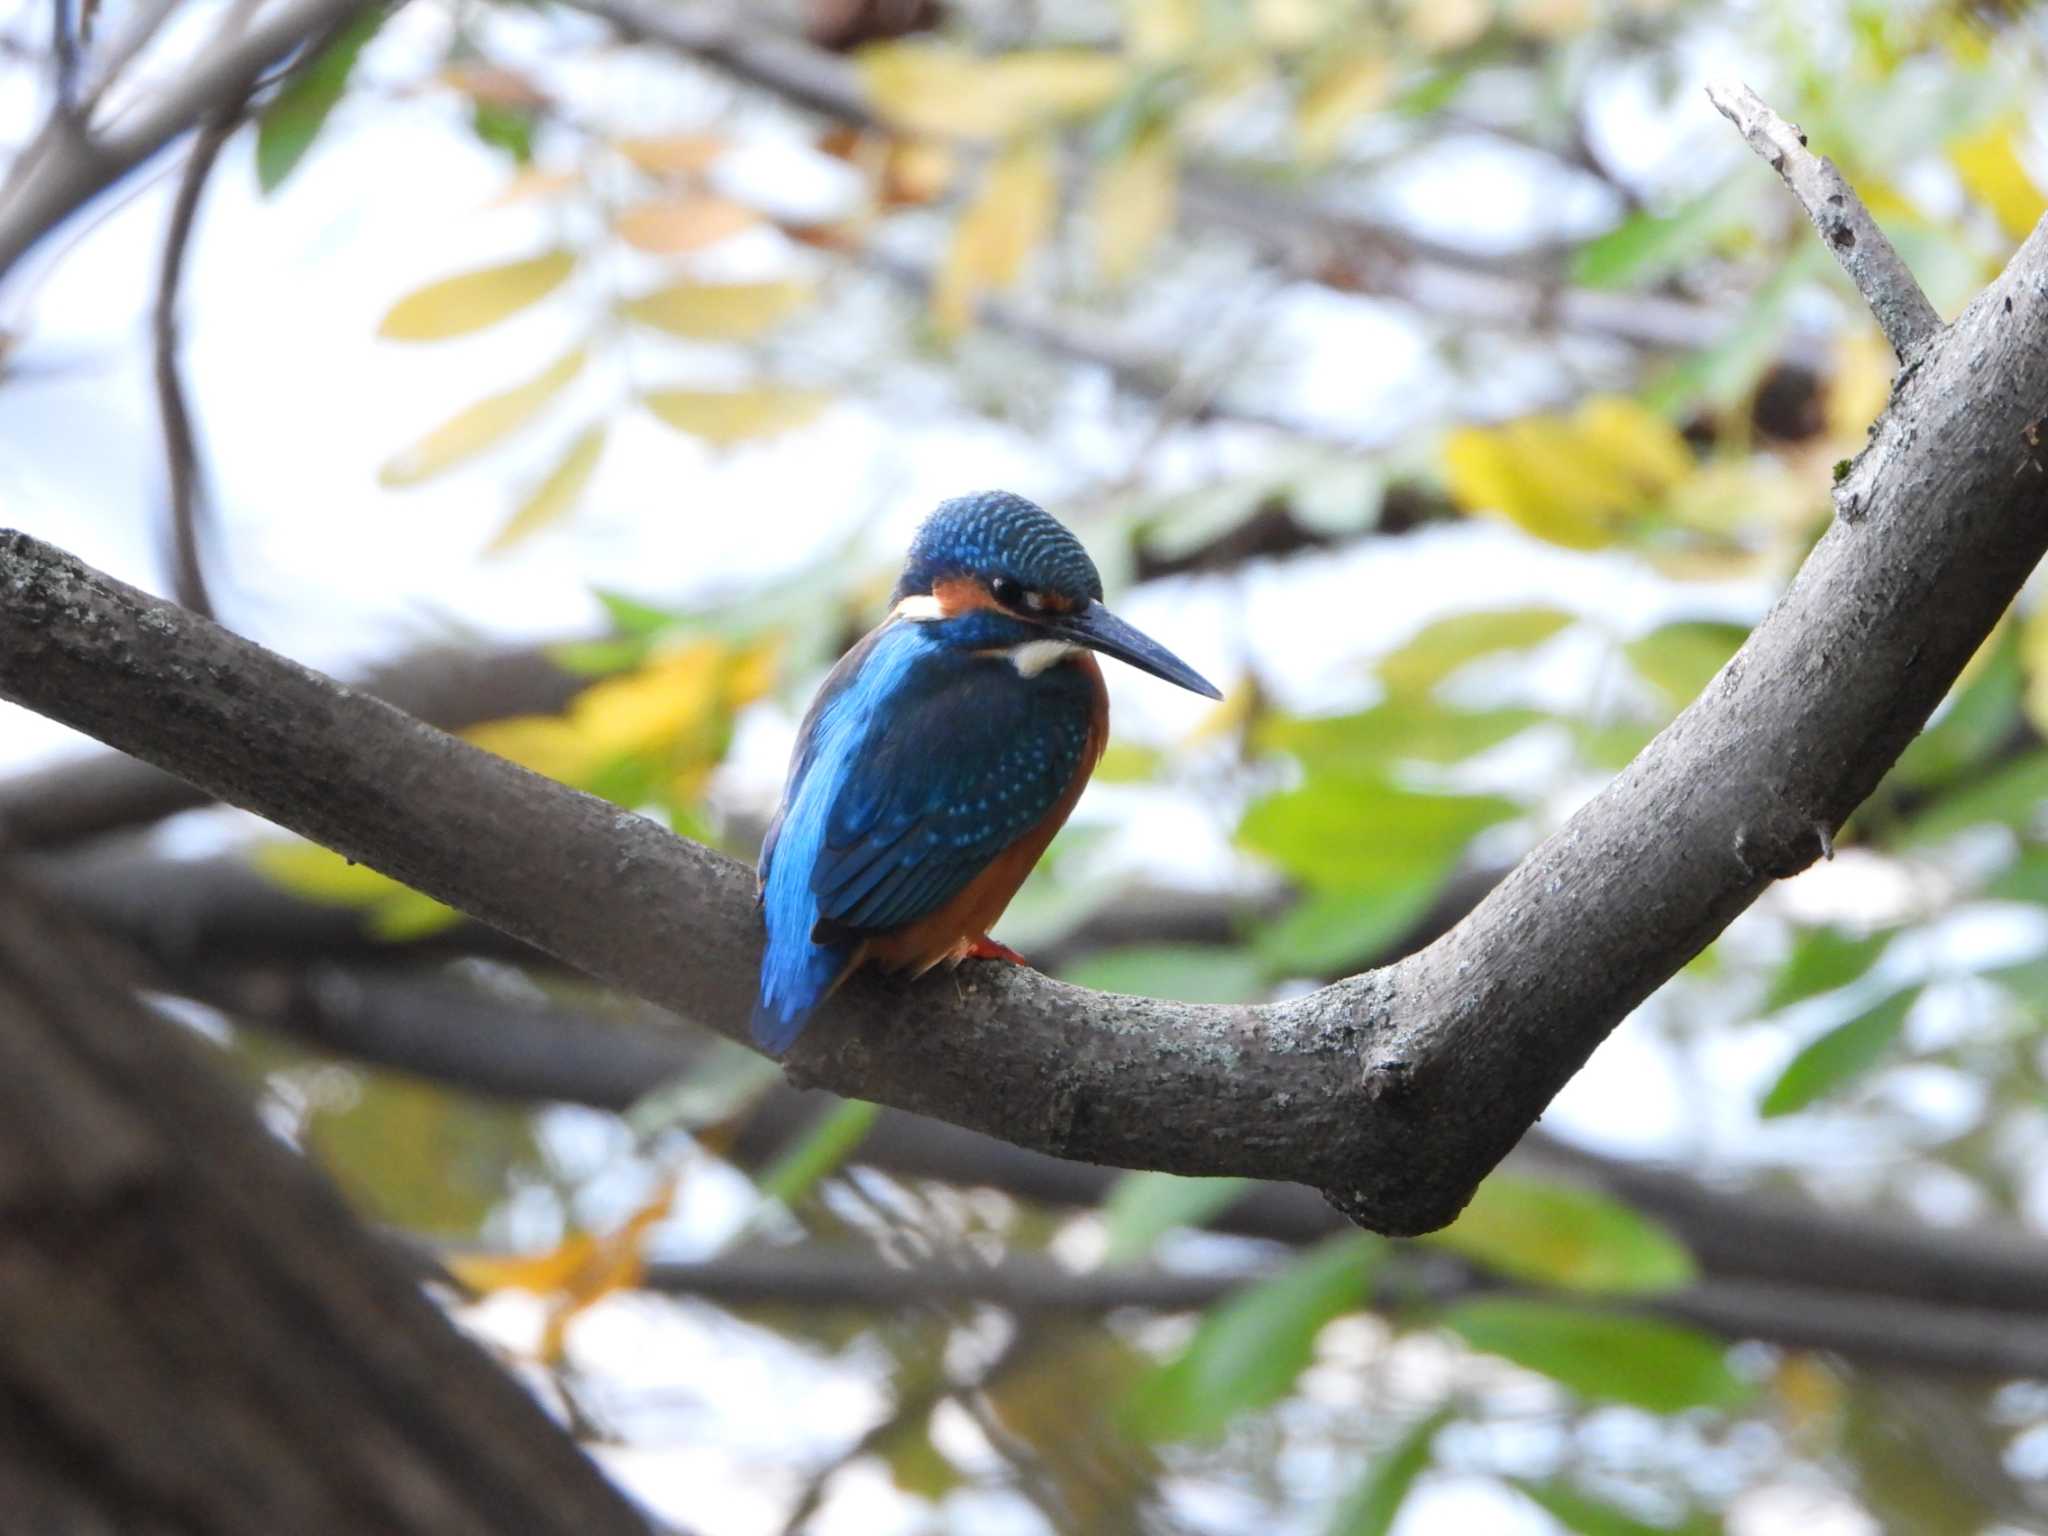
[0, 883, 653, 1535]
[3, 134, 2045, 1237]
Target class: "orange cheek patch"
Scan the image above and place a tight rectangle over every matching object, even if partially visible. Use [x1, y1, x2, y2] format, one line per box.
[932, 575, 999, 616]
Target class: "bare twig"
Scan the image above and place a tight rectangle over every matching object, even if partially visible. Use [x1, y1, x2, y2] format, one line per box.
[152, 107, 240, 617]
[0, 0, 372, 287]
[607, 1246, 2048, 1377]
[1706, 80, 1943, 358]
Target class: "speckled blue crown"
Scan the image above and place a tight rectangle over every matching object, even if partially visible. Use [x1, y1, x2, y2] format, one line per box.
[892, 491, 1103, 606]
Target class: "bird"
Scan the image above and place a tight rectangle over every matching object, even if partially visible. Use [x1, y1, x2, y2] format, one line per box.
[751, 490, 1222, 1054]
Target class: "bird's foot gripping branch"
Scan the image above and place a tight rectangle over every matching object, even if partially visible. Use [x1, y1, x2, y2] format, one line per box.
[4, 88, 2048, 1235]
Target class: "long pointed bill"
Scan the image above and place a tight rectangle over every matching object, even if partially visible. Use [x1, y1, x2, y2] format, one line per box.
[1058, 601, 1223, 699]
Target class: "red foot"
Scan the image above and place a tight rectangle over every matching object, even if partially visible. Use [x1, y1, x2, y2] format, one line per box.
[963, 935, 1030, 966]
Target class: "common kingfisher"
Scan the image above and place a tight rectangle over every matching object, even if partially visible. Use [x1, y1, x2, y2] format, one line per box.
[752, 490, 1222, 1054]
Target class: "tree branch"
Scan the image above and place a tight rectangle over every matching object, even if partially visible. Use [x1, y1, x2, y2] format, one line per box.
[152, 106, 241, 618]
[619, 1247, 2048, 1377]
[1706, 80, 1942, 358]
[4, 125, 2045, 1235]
[0, 0, 370, 287]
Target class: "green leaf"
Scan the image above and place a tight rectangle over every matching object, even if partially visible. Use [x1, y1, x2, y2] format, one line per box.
[255, 9, 386, 193]
[1511, 1478, 1719, 1536]
[1124, 1233, 1383, 1442]
[1323, 1405, 1453, 1536]
[1572, 182, 1739, 289]
[1891, 628, 2021, 790]
[1061, 944, 1268, 1002]
[1239, 778, 1517, 891]
[471, 100, 536, 163]
[758, 1098, 880, 1205]
[1759, 986, 1919, 1118]
[1379, 607, 1574, 696]
[1624, 622, 1749, 707]
[1898, 751, 2048, 846]
[1762, 926, 1892, 1013]
[1101, 1174, 1249, 1266]
[1259, 702, 1548, 774]
[1426, 1174, 1696, 1294]
[594, 589, 682, 639]
[1989, 847, 2048, 906]
[1442, 1298, 1749, 1414]
[1250, 876, 1443, 977]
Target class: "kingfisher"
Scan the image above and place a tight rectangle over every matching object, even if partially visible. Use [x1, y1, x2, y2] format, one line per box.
[752, 490, 1222, 1054]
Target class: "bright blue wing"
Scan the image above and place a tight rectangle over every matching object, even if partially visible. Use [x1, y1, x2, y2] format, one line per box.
[809, 640, 1096, 939]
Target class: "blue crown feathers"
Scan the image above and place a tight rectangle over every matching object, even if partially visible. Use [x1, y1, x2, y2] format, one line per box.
[891, 491, 1103, 607]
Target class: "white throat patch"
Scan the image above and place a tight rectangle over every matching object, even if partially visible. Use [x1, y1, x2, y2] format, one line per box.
[893, 593, 945, 621]
[1009, 638, 1078, 677]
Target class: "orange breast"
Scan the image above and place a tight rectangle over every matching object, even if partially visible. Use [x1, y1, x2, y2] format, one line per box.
[865, 652, 1108, 977]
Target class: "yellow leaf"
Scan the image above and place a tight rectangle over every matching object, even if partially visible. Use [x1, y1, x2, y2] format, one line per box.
[448, 1235, 600, 1296]
[378, 348, 585, 488]
[616, 133, 728, 177]
[1126, 0, 1200, 59]
[1510, 0, 1592, 35]
[452, 1179, 679, 1366]
[1948, 114, 2048, 241]
[1253, 0, 1333, 49]
[2021, 608, 2048, 737]
[619, 280, 812, 340]
[251, 841, 461, 936]
[1295, 49, 1391, 162]
[614, 196, 759, 253]
[377, 251, 576, 342]
[642, 386, 829, 443]
[1570, 395, 1693, 492]
[1402, 0, 1489, 50]
[933, 135, 1057, 335]
[464, 715, 592, 783]
[1091, 125, 1176, 282]
[858, 42, 1125, 139]
[1825, 329, 1894, 441]
[489, 167, 578, 206]
[1443, 423, 1611, 550]
[440, 63, 547, 108]
[487, 425, 606, 554]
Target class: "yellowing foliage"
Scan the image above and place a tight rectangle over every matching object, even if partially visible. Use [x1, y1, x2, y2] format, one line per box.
[1091, 125, 1177, 282]
[488, 425, 607, 554]
[619, 280, 813, 340]
[378, 347, 585, 487]
[1125, 0, 1200, 60]
[614, 196, 759, 254]
[448, 1179, 677, 1364]
[1442, 396, 1693, 550]
[1948, 113, 2048, 241]
[615, 133, 729, 177]
[377, 251, 576, 341]
[1295, 50, 1391, 161]
[468, 636, 778, 805]
[933, 135, 1057, 335]
[642, 386, 830, 443]
[858, 42, 1126, 140]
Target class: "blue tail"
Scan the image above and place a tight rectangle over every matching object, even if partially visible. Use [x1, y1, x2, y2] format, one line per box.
[752, 925, 854, 1055]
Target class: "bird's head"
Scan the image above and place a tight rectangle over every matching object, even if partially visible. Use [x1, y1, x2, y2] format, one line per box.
[891, 491, 1222, 699]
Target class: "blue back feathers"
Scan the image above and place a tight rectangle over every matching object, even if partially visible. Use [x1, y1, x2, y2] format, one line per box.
[892, 491, 1103, 607]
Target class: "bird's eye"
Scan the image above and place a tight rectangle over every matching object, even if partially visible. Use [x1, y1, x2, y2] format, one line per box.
[990, 576, 1023, 606]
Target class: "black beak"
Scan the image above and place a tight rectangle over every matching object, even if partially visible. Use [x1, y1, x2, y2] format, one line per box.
[1057, 600, 1223, 699]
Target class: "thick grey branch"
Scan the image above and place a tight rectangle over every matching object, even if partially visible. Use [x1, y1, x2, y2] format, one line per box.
[1706, 80, 1942, 357]
[3, 204, 2046, 1237]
